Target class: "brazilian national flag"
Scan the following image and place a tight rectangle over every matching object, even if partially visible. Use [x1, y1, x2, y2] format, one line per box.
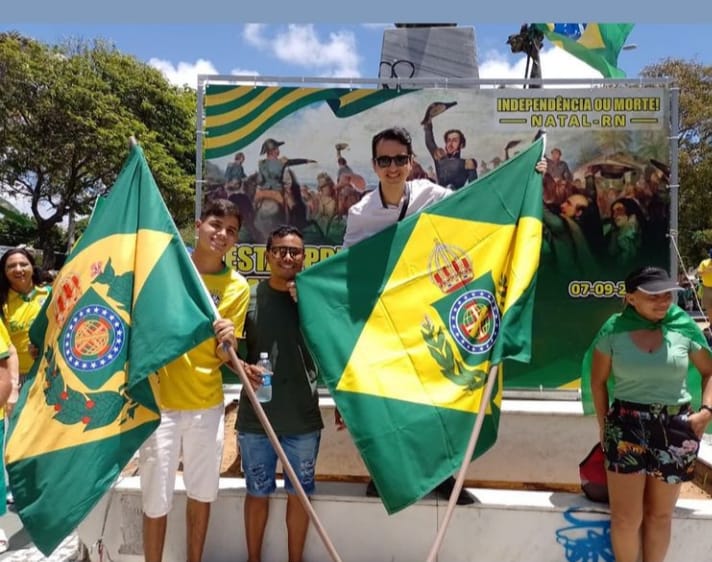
[534, 23, 634, 78]
[297, 138, 545, 513]
[5, 144, 217, 555]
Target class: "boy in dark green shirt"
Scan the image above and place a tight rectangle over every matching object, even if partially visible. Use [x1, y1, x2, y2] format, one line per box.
[237, 225, 323, 562]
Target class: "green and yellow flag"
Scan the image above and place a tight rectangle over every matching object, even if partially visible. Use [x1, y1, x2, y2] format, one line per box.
[204, 85, 413, 159]
[534, 23, 634, 78]
[297, 138, 545, 513]
[5, 144, 217, 555]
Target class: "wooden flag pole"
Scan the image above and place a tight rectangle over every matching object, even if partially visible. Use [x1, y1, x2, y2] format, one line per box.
[126, 136, 341, 561]
[175, 215, 342, 562]
[424, 364, 500, 562]
[224, 346, 344, 562]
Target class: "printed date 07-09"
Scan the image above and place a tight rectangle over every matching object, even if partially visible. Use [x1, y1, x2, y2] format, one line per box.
[568, 280, 625, 299]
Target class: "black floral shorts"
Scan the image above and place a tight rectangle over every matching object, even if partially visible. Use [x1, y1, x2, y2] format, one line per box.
[603, 399, 700, 483]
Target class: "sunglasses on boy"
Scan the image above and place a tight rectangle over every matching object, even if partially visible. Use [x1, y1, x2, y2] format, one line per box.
[374, 154, 411, 168]
[269, 246, 304, 259]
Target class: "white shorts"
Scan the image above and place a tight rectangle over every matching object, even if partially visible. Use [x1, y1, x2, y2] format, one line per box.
[139, 404, 224, 517]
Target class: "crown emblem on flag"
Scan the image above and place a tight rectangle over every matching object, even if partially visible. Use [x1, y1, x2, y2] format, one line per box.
[54, 273, 82, 325]
[428, 241, 474, 294]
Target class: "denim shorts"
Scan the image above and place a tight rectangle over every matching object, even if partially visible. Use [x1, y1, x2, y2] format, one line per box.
[603, 399, 700, 483]
[238, 430, 321, 497]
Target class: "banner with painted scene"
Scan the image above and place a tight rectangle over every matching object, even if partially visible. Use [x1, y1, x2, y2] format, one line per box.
[201, 82, 671, 390]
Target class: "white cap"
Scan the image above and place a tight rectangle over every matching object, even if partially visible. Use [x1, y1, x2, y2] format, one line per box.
[259, 352, 269, 359]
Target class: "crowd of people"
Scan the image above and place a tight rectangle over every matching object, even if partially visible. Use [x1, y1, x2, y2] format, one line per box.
[205, 140, 373, 247]
[540, 146, 671, 277]
[163, 128, 712, 562]
[147, 126, 547, 562]
[0, 125, 707, 562]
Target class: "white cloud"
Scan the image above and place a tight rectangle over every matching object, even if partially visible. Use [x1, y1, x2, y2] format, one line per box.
[149, 58, 259, 87]
[243, 23, 268, 49]
[479, 46, 604, 84]
[149, 58, 218, 88]
[242, 24, 361, 78]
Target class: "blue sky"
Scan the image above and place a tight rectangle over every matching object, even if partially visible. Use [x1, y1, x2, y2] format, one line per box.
[1, 24, 711, 88]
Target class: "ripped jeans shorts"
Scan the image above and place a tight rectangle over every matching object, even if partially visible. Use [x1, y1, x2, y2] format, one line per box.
[238, 430, 321, 496]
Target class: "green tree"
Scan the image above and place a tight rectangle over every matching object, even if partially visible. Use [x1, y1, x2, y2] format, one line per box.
[0, 33, 196, 268]
[641, 59, 712, 270]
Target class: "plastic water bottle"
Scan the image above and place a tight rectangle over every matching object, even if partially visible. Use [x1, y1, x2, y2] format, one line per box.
[255, 352, 273, 403]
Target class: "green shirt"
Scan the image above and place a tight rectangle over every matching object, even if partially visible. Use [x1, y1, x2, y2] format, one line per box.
[596, 331, 702, 405]
[237, 281, 323, 435]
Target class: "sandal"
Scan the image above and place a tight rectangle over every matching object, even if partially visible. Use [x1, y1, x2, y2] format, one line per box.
[0, 528, 8, 553]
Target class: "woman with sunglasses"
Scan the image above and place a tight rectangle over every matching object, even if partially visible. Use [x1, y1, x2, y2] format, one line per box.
[0, 248, 50, 399]
[584, 266, 712, 562]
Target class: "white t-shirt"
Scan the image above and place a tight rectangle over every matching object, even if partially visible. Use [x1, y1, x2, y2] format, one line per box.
[342, 179, 451, 248]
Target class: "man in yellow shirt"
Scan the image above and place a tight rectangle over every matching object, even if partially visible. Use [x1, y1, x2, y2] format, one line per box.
[139, 199, 250, 562]
[698, 249, 712, 322]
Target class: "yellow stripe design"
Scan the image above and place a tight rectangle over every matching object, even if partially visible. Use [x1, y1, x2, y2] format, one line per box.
[205, 85, 257, 108]
[205, 88, 320, 150]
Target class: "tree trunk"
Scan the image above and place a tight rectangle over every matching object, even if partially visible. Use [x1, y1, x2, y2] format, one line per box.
[36, 224, 56, 270]
[66, 211, 76, 252]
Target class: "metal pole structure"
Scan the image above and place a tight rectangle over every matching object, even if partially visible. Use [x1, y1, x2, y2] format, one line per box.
[669, 86, 680, 279]
[192, 74, 666, 90]
[425, 365, 500, 562]
[195, 76, 206, 223]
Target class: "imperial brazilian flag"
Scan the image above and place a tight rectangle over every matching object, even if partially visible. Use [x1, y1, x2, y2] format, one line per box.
[534, 23, 634, 78]
[5, 144, 217, 555]
[297, 138, 545, 513]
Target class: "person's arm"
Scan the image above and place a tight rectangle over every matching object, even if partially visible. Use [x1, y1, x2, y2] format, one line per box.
[688, 347, 712, 436]
[214, 318, 236, 363]
[284, 158, 317, 167]
[5, 344, 19, 415]
[465, 159, 478, 182]
[0, 356, 13, 409]
[590, 348, 612, 446]
[563, 162, 573, 182]
[255, 190, 284, 204]
[236, 357, 263, 391]
[422, 121, 439, 159]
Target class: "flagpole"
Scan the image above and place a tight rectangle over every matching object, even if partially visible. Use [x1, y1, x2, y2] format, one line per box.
[139, 133, 342, 562]
[185, 260, 344, 562]
[424, 364, 500, 562]
[224, 346, 344, 562]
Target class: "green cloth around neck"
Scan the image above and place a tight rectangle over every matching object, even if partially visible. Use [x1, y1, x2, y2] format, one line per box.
[581, 304, 711, 415]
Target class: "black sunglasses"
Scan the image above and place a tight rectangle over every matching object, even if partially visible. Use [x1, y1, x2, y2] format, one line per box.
[269, 246, 304, 259]
[374, 154, 411, 169]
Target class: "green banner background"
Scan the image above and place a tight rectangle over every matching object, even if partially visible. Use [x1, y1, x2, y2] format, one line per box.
[204, 83, 671, 391]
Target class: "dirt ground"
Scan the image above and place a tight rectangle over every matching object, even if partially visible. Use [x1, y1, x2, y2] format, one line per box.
[221, 402, 241, 476]
[125, 402, 711, 500]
